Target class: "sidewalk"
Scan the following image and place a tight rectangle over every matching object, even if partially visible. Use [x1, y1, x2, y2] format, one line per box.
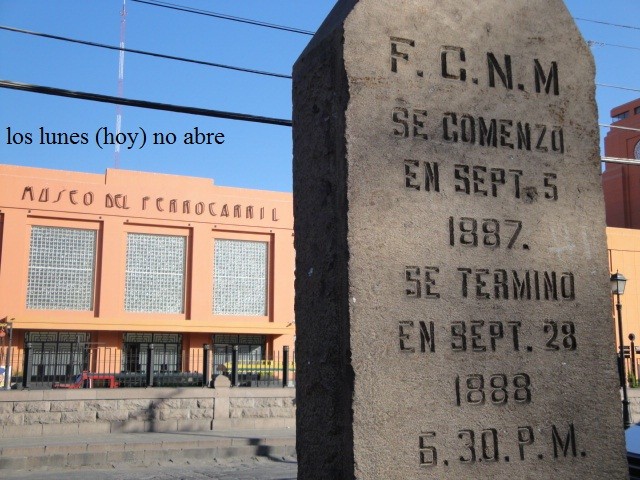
[0, 427, 296, 471]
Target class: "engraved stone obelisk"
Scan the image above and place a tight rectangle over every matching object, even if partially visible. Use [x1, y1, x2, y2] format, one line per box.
[293, 1, 629, 478]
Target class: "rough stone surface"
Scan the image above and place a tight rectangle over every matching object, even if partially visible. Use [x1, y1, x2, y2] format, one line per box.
[179, 399, 198, 409]
[230, 398, 255, 408]
[128, 410, 153, 421]
[96, 410, 130, 422]
[0, 389, 294, 437]
[293, 1, 629, 478]
[190, 408, 214, 420]
[197, 398, 214, 409]
[14, 401, 50, 413]
[157, 399, 182, 409]
[61, 411, 97, 423]
[268, 408, 292, 418]
[158, 408, 190, 421]
[256, 398, 284, 408]
[0, 412, 24, 426]
[85, 400, 118, 411]
[118, 399, 155, 411]
[24, 412, 62, 425]
[50, 401, 85, 412]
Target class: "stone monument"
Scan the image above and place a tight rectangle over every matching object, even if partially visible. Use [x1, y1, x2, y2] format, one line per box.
[293, 0, 629, 478]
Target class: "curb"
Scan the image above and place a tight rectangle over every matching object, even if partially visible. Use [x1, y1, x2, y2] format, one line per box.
[0, 436, 296, 471]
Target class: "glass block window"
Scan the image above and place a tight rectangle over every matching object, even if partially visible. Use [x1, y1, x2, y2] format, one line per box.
[26, 226, 96, 310]
[125, 233, 186, 313]
[213, 240, 267, 316]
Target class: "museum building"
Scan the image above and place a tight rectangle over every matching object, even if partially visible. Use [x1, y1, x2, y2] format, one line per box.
[0, 164, 295, 381]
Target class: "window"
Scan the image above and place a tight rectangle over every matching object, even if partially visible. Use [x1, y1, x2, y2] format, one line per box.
[124, 233, 186, 313]
[635, 106, 640, 115]
[122, 332, 182, 373]
[213, 334, 265, 355]
[213, 334, 266, 368]
[26, 226, 96, 310]
[613, 111, 629, 122]
[213, 239, 268, 316]
[24, 332, 90, 382]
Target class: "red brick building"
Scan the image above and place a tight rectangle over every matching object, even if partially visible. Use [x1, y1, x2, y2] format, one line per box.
[602, 98, 640, 228]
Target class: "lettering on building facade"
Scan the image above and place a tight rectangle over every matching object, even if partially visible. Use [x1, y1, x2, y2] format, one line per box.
[20, 186, 280, 223]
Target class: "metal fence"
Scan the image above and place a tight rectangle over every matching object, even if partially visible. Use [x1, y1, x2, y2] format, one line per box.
[0, 344, 294, 390]
[207, 346, 296, 388]
[626, 344, 640, 387]
[0, 345, 21, 390]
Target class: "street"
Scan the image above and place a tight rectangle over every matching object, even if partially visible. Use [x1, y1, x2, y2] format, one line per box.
[3, 456, 297, 480]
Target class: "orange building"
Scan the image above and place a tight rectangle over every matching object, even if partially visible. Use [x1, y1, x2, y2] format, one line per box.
[608, 227, 640, 368]
[0, 165, 294, 385]
[602, 98, 640, 228]
[602, 98, 640, 364]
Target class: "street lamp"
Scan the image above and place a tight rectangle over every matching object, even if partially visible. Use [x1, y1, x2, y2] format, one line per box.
[611, 272, 630, 429]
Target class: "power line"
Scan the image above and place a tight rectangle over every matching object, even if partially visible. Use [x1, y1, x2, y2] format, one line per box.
[5, 78, 634, 134]
[600, 124, 640, 133]
[130, 2, 639, 38]
[3, 79, 638, 151]
[0, 79, 292, 127]
[131, 0, 314, 36]
[0, 25, 292, 80]
[597, 83, 640, 94]
[3, 79, 637, 133]
[588, 40, 640, 52]
[575, 17, 640, 31]
[12, 25, 639, 90]
[602, 157, 640, 166]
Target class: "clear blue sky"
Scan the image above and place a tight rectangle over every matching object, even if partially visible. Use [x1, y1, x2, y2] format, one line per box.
[1, 0, 638, 192]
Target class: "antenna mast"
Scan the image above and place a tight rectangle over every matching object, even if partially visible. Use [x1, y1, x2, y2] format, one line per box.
[114, 0, 127, 169]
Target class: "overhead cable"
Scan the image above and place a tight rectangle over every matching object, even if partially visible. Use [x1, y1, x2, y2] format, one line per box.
[3, 25, 636, 87]
[128, 3, 639, 38]
[0, 80, 292, 127]
[600, 124, 640, 133]
[588, 40, 640, 52]
[602, 157, 640, 166]
[0, 25, 291, 80]
[130, 0, 314, 35]
[596, 83, 640, 93]
[575, 17, 640, 31]
[3, 79, 639, 138]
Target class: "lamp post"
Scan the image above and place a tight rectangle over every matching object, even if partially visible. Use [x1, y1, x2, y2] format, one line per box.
[611, 272, 631, 429]
[631, 333, 638, 383]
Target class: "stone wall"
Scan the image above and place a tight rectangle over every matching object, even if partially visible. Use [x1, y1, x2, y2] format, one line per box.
[0, 385, 296, 437]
